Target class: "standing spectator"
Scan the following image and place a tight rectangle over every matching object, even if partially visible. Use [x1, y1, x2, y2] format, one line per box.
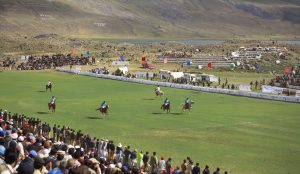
[192, 163, 200, 174]
[213, 168, 220, 174]
[158, 157, 166, 174]
[181, 159, 187, 174]
[255, 80, 259, 90]
[186, 161, 194, 174]
[123, 146, 131, 167]
[143, 151, 149, 172]
[202, 165, 210, 174]
[130, 149, 138, 168]
[116, 143, 123, 163]
[166, 158, 172, 174]
[149, 152, 158, 174]
[137, 150, 143, 169]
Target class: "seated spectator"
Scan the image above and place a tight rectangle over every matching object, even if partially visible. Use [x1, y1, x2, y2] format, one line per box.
[0, 147, 20, 173]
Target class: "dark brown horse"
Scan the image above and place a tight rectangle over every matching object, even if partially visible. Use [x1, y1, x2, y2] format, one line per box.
[96, 105, 109, 117]
[46, 84, 52, 92]
[48, 102, 56, 112]
[182, 101, 194, 112]
[161, 103, 170, 113]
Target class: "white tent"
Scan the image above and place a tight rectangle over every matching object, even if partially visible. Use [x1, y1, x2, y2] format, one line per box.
[170, 72, 184, 79]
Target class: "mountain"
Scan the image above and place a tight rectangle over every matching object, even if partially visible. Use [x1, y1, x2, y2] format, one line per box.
[0, 0, 299, 38]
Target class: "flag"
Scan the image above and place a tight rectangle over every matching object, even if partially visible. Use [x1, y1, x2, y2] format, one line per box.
[85, 51, 90, 57]
[207, 62, 212, 68]
[120, 54, 125, 61]
[284, 67, 292, 74]
[163, 58, 168, 64]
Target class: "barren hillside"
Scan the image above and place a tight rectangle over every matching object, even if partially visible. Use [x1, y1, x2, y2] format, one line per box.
[0, 0, 299, 38]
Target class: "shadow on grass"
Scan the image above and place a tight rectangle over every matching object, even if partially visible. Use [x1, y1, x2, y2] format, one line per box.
[87, 116, 101, 119]
[152, 112, 182, 115]
[36, 90, 45, 93]
[152, 112, 163, 115]
[37, 112, 50, 114]
[171, 112, 183, 115]
[143, 98, 156, 100]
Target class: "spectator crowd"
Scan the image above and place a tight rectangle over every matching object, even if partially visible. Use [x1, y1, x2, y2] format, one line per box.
[17, 54, 92, 70]
[270, 66, 300, 88]
[0, 109, 228, 174]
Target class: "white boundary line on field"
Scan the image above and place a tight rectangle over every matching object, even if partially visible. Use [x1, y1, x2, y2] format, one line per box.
[56, 68, 300, 103]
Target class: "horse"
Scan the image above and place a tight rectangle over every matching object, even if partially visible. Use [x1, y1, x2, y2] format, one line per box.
[96, 105, 109, 117]
[182, 101, 194, 112]
[155, 90, 164, 97]
[46, 84, 52, 92]
[48, 102, 56, 112]
[161, 103, 170, 113]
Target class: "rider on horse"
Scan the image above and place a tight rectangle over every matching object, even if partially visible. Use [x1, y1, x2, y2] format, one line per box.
[184, 97, 191, 108]
[155, 85, 161, 93]
[46, 80, 52, 92]
[101, 101, 107, 109]
[98, 101, 108, 116]
[48, 96, 56, 112]
[50, 96, 56, 104]
[164, 98, 170, 106]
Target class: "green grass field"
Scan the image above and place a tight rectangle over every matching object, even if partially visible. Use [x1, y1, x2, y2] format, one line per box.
[0, 71, 299, 174]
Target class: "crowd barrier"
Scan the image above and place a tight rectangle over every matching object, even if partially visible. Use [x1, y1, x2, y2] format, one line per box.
[56, 68, 300, 103]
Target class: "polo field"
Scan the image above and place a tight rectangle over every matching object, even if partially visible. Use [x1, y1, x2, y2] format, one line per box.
[0, 70, 299, 174]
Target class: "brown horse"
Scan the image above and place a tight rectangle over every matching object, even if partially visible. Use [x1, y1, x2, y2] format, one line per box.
[161, 103, 170, 113]
[46, 84, 52, 92]
[182, 101, 194, 112]
[48, 102, 56, 112]
[96, 105, 109, 117]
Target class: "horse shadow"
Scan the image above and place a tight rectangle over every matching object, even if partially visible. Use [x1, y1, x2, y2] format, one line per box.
[87, 116, 101, 119]
[152, 112, 163, 115]
[143, 98, 155, 100]
[152, 112, 183, 116]
[37, 111, 49, 114]
[171, 112, 183, 115]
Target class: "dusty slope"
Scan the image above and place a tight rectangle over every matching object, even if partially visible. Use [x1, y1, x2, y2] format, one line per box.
[0, 0, 299, 38]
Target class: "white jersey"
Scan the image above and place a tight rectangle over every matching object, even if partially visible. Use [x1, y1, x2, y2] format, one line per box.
[47, 81, 52, 86]
[155, 87, 160, 92]
[51, 98, 56, 104]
